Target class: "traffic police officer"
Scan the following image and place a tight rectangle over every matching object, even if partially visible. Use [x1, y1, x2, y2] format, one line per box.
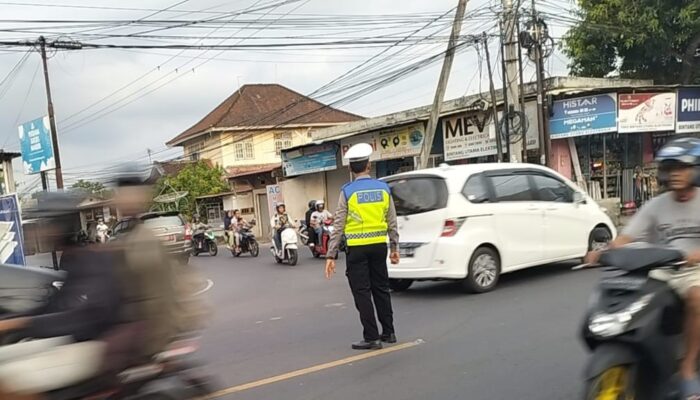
[325, 142, 400, 350]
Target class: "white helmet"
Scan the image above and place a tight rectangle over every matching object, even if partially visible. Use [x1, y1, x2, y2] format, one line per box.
[315, 200, 325, 209]
[344, 142, 373, 162]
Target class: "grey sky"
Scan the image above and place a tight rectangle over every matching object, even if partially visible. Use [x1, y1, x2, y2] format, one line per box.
[0, 0, 572, 194]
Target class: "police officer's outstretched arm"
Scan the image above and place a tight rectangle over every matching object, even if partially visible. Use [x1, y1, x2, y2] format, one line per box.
[387, 195, 400, 264]
[325, 192, 348, 279]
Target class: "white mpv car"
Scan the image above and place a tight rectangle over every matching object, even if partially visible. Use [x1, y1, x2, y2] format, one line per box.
[383, 163, 616, 293]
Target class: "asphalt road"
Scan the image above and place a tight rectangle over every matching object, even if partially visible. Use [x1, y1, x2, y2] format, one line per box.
[192, 246, 599, 400]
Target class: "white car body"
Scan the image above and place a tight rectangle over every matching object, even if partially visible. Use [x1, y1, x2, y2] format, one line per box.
[383, 163, 616, 286]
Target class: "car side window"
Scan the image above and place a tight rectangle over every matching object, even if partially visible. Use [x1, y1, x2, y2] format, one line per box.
[531, 174, 574, 203]
[112, 222, 125, 236]
[462, 174, 490, 203]
[489, 174, 534, 202]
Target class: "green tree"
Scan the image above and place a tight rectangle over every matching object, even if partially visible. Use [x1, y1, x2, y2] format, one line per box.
[71, 179, 107, 195]
[154, 161, 228, 217]
[563, 0, 700, 84]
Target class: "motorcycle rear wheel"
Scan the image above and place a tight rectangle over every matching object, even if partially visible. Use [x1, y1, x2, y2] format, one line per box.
[208, 242, 218, 257]
[288, 249, 298, 266]
[250, 241, 259, 257]
[584, 365, 637, 400]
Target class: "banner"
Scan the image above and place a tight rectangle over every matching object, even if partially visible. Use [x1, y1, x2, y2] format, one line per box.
[677, 88, 700, 133]
[0, 194, 25, 265]
[282, 143, 337, 177]
[618, 92, 676, 133]
[442, 102, 539, 161]
[340, 123, 425, 166]
[18, 116, 55, 175]
[549, 93, 617, 139]
[266, 184, 284, 219]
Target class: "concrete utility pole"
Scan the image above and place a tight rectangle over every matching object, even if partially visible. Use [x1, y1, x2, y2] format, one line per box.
[38, 36, 65, 189]
[417, 0, 469, 169]
[530, 1, 549, 166]
[502, 0, 523, 162]
[483, 32, 503, 161]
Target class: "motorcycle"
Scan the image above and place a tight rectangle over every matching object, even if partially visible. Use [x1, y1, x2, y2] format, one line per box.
[298, 222, 310, 246]
[232, 226, 259, 257]
[192, 228, 217, 257]
[311, 219, 336, 259]
[579, 242, 688, 400]
[271, 223, 299, 266]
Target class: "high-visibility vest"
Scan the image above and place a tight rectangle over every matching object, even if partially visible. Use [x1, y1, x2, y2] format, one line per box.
[342, 178, 391, 247]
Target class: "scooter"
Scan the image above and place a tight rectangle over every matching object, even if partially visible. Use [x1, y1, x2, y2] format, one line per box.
[579, 242, 688, 400]
[311, 219, 335, 258]
[271, 224, 299, 266]
[298, 222, 310, 246]
[232, 226, 259, 257]
[192, 228, 217, 257]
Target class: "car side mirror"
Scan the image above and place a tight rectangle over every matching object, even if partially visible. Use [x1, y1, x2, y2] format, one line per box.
[573, 192, 586, 205]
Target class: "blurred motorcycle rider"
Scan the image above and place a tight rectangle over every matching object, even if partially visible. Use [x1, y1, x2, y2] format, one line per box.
[586, 137, 700, 399]
[110, 165, 209, 363]
[0, 191, 122, 399]
[271, 203, 293, 254]
[96, 218, 109, 243]
[305, 200, 317, 247]
[223, 210, 234, 249]
[232, 209, 249, 252]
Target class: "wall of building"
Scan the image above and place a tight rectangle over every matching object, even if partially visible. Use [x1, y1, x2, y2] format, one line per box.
[182, 133, 223, 164]
[219, 128, 313, 168]
[325, 167, 350, 214]
[551, 139, 573, 180]
[278, 173, 325, 225]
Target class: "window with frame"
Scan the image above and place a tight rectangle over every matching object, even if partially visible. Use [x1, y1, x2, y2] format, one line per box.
[234, 140, 254, 160]
[462, 174, 490, 203]
[274, 132, 293, 155]
[530, 174, 574, 203]
[186, 141, 204, 161]
[490, 174, 534, 202]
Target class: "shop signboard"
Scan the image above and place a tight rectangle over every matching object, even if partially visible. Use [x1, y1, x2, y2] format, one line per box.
[340, 123, 425, 166]
[281, 143, 337, 177]
[618, 92, 676, 133]
[442, 102, 540, 161]
[0, 194, 25, 265]
[677, 88, 700, 133]
[549, 93, 617, 139]
[266, 184, 284, 219]
[18, 116, 55, 175]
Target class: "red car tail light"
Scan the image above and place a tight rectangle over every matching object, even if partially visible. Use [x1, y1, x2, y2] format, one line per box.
[441, 218, 466, 237]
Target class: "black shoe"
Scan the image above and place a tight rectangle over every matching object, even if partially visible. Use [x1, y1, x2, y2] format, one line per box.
[380, 333, 397, 344]
[351, 340, 382, 350]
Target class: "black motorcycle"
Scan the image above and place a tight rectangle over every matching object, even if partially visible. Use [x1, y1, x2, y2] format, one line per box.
[192, 228, 217, 257]
[579, 243, 688, 400]
[232, 226, 259, 257]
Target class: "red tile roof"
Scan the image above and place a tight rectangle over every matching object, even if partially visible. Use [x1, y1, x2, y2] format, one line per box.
[225, 163, 280, 178]
[167, 84, 363, 146]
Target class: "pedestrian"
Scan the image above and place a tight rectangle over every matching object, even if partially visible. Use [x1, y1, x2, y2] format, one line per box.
[325, 142, 400, 350]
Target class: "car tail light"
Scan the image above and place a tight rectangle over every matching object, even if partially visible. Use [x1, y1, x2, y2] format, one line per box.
[184, 224, 192, 241]
[441, 218, 466, 237]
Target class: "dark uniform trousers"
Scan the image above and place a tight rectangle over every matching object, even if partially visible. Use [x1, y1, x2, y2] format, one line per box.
[345, 243, 395, 341]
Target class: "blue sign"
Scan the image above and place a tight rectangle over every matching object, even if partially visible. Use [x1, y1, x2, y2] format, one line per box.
[0, 194, 25, 265]
[677, 88, 700, 133]
[18, 116, 55, 175]
[549, 93, 618, 139]
[282, 143, 338, 177]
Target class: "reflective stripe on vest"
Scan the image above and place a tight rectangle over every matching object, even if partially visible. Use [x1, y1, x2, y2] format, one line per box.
[343, 178, 390, 247]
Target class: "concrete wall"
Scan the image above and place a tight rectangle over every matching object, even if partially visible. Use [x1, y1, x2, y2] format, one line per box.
[551, 139, 573, 180]
[279, 173, 326, 224]
[325, 167, 351, 214]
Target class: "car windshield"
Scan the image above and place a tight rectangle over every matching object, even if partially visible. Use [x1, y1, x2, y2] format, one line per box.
[142, 215, 184, 228]
[387, 176, 448, 216]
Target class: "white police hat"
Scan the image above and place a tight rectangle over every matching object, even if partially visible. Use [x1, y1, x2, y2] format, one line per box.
[344, 142, 373, 163]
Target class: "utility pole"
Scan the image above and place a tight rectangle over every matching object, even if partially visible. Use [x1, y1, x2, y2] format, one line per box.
[530, 1, 550, 166]
[38, 36, 66, 189]
[515, 9, 528, 162]
[417, 0, 469, 169]
[502, 0, 523, 162]
[499, 19, 511, 161]
[483, 32, 503, 161]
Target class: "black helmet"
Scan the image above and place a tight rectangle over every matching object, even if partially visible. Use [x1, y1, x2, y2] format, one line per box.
[107, 162, 149, 187]
[308, 200, 316, 209]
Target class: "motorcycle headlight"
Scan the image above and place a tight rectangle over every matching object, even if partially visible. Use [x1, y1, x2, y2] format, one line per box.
[588, 293, 654, 338]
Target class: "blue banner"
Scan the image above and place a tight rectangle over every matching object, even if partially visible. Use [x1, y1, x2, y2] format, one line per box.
[0, 194, 25, 265]
[18, 116, 55, 175]
[549, 93, 618, 139]
[677, 88, 700, 133]
[282, 143, 338, 177]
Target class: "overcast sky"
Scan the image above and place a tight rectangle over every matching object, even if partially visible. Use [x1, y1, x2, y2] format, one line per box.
[0, 0, 572, 194]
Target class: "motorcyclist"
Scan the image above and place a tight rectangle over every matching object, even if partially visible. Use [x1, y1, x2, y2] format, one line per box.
[271, 203, 294, 254]
[96, 218, 109, 243]
[586, 137, 700, 400]
[305, 200, 317, 247]
[223, 210, 233, 249]
[310, 200, 333, 246]
[232, 209, 250, 252]
[0, 191, 123, 398]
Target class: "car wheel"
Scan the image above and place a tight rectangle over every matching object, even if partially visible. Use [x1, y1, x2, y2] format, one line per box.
[588, 226, 612, 252]
[389, 279, 413, 292]
[462, 247, 500, 293]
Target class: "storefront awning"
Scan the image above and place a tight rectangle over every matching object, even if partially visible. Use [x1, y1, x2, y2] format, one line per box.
[225, 163, 280, 179]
